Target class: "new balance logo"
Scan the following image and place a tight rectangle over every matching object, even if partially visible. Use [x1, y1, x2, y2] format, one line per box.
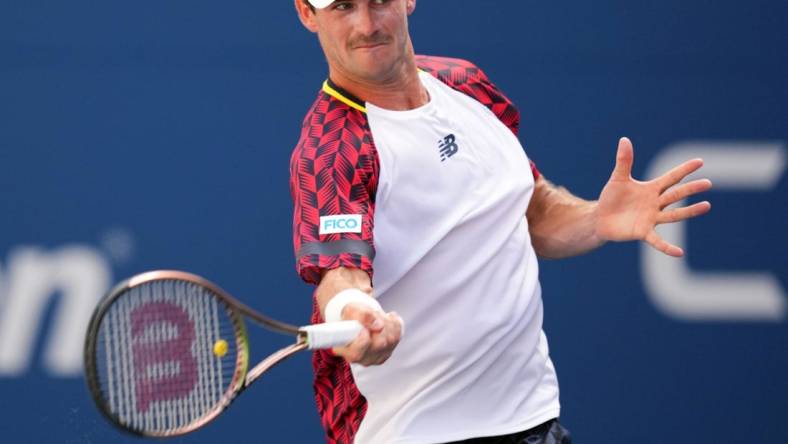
[439, 134, 459, 162]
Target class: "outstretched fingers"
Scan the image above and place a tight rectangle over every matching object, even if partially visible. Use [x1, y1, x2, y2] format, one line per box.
[659, 179, 713, 209]
[657, 158, 704, 192]
[657, 201, 711, 224]
[645, 230, 684, 257]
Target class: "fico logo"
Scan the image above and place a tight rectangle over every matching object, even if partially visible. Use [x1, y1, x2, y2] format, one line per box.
[320, 214, 363, 235]
[0, 229, 133, 377]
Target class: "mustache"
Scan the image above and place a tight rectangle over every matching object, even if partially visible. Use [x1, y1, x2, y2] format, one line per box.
[349, 32, 392, 48]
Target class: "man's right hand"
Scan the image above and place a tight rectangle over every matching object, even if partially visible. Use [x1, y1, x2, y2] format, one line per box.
[316, 267, 403, 366]
[333, 302, 403, 366]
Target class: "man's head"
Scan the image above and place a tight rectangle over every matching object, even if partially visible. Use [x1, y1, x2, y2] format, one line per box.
[294, 0, 418, 85]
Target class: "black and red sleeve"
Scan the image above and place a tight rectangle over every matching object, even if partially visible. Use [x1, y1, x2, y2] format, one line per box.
[290, 92, 380, 285]
[416, 55, 541, 180]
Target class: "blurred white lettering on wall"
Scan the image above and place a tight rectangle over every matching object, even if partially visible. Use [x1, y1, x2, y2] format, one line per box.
[0, 236, 125, 377]
[641, 141, 786, 322]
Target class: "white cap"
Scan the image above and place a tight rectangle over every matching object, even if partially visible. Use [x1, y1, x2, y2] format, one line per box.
[308, 0, 335, 8]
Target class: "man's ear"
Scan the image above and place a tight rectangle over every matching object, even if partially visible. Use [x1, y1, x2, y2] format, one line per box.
[406, 0, 416, 15]
[294, 0, 319, 33]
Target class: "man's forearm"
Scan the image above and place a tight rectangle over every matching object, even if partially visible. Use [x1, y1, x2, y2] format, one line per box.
[526, 177, 606, 259]
[316, 267, 374, 319]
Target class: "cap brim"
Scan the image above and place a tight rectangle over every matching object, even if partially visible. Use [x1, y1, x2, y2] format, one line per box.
[308, 0, 335, 9]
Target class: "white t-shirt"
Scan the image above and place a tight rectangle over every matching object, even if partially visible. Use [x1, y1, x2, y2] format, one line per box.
[291, 56, 559, 444]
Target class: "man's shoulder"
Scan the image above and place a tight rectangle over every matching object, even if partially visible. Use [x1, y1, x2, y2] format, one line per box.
[300, 86, 368, 129]
[416, 54, 520, 136]
[291, 86, 375, 175]
[415, 55, 491, 88]
[294, 87, 370, 155]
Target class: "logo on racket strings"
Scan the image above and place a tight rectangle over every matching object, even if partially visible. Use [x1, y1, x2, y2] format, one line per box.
[131, 302, 198, 412]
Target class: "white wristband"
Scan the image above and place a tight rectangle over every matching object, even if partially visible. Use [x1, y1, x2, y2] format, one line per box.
[324, 288, 383, 323]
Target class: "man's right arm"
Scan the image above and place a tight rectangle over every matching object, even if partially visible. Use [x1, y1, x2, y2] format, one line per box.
[317, 267, 402, 366]
[290, 91, 401, 365]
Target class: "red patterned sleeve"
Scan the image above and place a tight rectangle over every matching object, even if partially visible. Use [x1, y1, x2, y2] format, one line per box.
[290, 92, 379, 285]
[416, 55, 540, 180]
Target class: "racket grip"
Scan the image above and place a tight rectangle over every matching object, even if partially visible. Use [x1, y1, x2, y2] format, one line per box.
[301, 320, 363, 350]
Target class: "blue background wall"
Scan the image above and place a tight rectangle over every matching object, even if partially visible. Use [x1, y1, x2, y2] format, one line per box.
[1, 1, 786, 443]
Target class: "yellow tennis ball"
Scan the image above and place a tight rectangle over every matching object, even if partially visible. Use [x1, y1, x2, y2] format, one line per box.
[213, 339, 229, 358]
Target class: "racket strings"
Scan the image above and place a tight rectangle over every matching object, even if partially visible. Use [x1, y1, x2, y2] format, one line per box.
[95, 279, 241, 434]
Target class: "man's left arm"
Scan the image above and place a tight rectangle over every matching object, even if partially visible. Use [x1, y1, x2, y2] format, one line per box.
[526, 137, 712, 259]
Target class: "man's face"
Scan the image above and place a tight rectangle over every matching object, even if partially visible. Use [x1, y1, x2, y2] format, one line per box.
[298, 0, 416, 83]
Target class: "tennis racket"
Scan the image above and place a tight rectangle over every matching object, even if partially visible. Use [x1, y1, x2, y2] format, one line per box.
[83, 270, 361, 437]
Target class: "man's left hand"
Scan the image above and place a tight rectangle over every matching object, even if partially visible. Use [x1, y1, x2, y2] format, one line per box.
[595, 137, 712, 257]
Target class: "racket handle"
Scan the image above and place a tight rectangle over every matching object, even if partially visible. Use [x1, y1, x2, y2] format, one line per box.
[300, 320, 363, 350]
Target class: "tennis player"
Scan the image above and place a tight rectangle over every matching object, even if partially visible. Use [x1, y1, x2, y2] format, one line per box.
[289, 1, 712, 443]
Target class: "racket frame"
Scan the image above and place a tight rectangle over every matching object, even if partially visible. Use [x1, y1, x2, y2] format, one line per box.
[83, 270, 309, 437]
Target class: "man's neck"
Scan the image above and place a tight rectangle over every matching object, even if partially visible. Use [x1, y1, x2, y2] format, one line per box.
[328, 57, 428, 111]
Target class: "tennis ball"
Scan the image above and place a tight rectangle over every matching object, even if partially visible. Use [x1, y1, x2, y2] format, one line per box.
[213, 339, 229, 358]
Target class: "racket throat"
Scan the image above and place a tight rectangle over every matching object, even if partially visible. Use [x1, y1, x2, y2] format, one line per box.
[245, 342, 309, 386]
